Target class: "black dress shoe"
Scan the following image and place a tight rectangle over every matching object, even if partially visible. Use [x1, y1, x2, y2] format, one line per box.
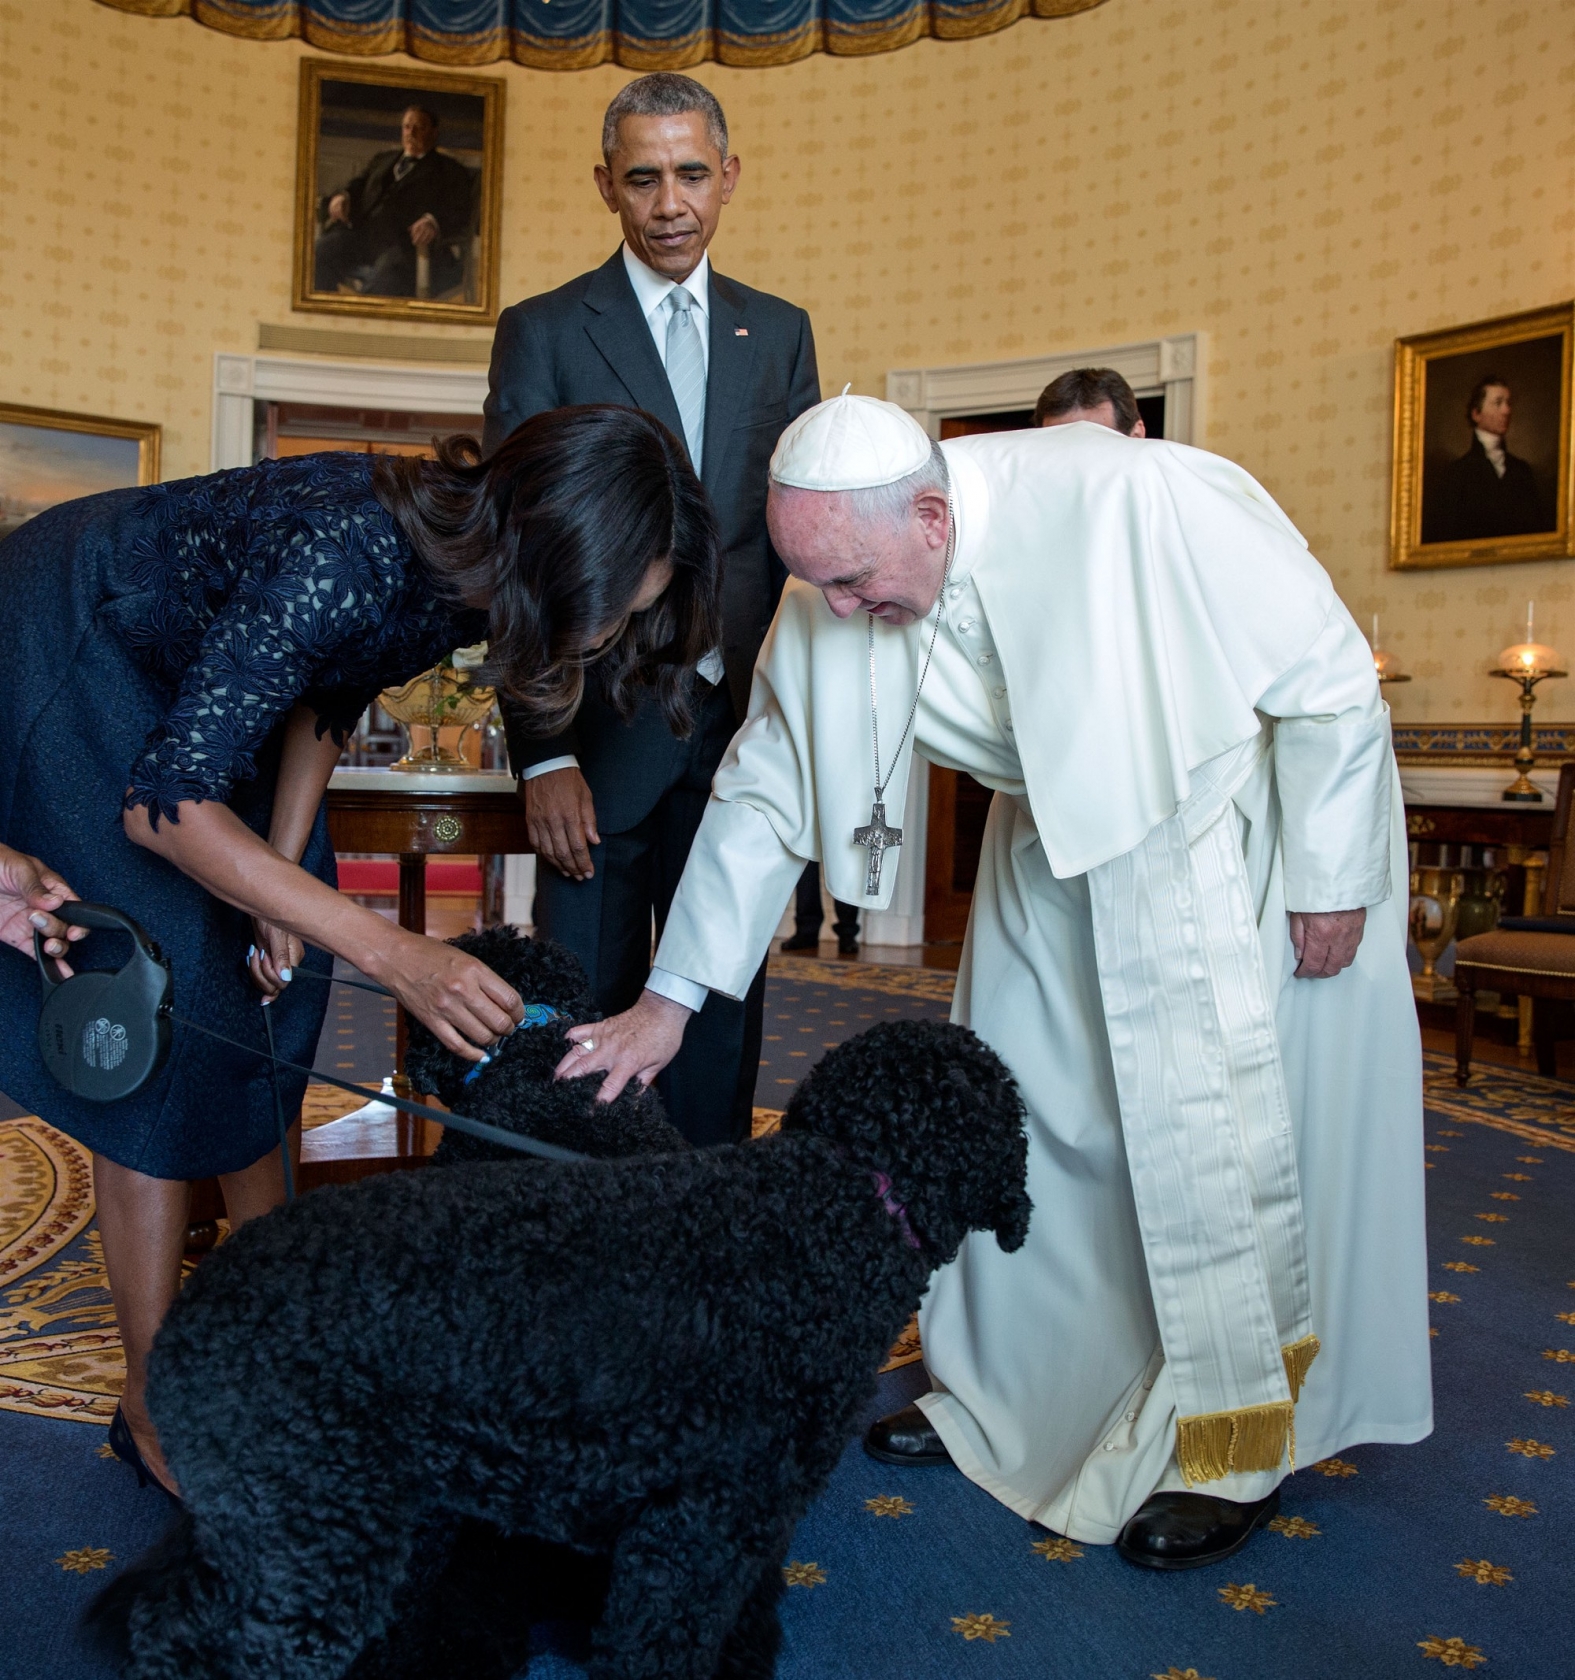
[864, 1403, 954, 1467]
[1115, 1487, 1280, 1571]
[837, 934, 860, 958]
[780, 930, 821, 952]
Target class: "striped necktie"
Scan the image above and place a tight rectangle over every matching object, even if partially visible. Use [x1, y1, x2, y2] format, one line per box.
[664, 285, 706, 474]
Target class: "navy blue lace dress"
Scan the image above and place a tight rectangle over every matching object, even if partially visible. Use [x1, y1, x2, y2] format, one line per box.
[0, 453, 487, 1177]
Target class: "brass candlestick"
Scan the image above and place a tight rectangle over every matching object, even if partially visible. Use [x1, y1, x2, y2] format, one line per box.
[1490, 607, 1565, 803]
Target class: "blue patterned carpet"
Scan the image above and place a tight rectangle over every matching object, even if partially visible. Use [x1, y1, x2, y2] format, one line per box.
[2, 957, 1571, 1679]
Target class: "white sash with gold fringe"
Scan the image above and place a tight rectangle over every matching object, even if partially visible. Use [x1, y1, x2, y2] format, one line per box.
[1086, 738, 1318, 1486]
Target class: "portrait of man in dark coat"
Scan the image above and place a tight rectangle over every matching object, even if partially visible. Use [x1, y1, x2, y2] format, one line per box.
[313, 103, 477, 301]
[1423, 373, 1554, 544]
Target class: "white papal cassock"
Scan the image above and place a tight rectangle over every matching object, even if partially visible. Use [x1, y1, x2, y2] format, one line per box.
[649, 423, 1432, 1543]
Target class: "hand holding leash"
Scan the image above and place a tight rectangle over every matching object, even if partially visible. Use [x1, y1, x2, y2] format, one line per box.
[1, 843, 86, 975]
[369, 926, 525, 1061]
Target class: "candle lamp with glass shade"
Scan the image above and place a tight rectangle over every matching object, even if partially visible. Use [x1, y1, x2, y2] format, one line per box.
[1369, 615, 1410, 686]
[1490, 604, 1565, 803]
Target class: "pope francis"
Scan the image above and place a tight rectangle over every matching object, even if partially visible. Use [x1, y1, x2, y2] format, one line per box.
[561, 392, 1431, 1569]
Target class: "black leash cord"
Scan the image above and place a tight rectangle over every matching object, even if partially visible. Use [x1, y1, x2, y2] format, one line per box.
[259, 1001, 297, 1204]
[284, 969, 395, 1002]
[165, 1011, 589, 1165]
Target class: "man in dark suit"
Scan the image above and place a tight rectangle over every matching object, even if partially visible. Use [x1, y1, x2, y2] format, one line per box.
[314, 104, 476, 299]
[1425, 375, 1552, 544]
[482, 73, 819, 1147]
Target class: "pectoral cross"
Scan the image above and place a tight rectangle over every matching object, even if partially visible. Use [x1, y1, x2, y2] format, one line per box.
[854, 801, 902, 897]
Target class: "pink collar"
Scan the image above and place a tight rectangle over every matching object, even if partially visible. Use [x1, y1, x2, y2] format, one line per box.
[871, 1170, 922, 1250]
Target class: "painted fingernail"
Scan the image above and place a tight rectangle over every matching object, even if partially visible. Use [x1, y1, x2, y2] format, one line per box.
[279, 968, 292, 982]
[247, 945, 257, 960]
[478, 1051, 492, 1064]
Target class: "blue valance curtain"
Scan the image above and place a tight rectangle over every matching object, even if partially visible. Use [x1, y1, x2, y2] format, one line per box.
[95, 0, 1108, 69]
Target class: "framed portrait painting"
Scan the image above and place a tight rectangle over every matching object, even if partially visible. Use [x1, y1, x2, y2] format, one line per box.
[1390, 303, 1573, 570]
[292, 60, 505, 327]
[0, 404, 160, 542]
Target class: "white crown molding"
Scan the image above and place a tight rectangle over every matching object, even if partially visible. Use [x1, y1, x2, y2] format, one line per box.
[886, 332, 1204, 446]
[210, 351, 489, 470]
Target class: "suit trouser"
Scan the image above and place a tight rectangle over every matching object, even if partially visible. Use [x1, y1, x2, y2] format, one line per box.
[791, 862, 860, 944]
[533, 684, 766, 1148]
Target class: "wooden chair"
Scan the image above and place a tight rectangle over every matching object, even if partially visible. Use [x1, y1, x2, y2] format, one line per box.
[1454, 761, 1575, 1083]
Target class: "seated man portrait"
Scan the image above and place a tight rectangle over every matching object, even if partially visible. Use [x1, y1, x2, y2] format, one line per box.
[314, 103, 476, 300]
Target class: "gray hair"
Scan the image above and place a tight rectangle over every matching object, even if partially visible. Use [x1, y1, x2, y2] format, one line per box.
[602, 74, 729, 163]
[840, 441, 950, 527]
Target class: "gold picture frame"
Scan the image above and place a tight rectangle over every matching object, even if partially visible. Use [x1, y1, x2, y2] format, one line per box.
[0, 403, 160, 542]
[1390, 303, 1573, 570]
[292, 59, 505, 328]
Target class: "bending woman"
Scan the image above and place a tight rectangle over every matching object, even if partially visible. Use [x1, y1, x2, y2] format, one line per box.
[0, 406, 718, 1495]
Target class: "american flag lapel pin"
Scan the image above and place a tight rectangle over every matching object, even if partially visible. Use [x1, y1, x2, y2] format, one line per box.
[735, 327, 749, 336]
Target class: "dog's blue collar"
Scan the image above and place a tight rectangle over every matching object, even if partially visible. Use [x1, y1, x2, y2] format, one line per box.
[463, 1002, 566, 1084]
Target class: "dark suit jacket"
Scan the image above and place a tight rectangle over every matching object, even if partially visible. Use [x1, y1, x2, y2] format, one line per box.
[482, 250, 819, 833]
[324, 148, 477, 251]
[1424, 437, 1551, 544]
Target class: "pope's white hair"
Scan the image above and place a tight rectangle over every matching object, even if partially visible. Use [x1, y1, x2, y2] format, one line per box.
[773, 441, 949, 527]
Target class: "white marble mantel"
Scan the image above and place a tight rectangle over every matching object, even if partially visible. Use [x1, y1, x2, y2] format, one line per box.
[1398, 765, 1562, 808]
[328, 767, 517, 796]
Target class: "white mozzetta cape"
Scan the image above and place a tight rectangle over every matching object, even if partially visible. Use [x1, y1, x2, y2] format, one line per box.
[659, 424, 1373, 998]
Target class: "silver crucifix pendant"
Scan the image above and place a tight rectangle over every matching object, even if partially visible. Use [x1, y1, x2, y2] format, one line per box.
[853, 800, 902, 896]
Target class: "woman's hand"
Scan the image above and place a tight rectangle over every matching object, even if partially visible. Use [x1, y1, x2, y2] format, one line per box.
[554, 988, 693, 1101]
[247, 918, 305, 1000]
[0, 844, 86, 974]
[369, 928, 524, 1061]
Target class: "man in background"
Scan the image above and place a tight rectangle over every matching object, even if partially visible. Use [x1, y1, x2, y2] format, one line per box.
[1425, 375, 1550, 543]
[482, 73, 819, 1146]
[1036, 366, 1147, 435]
[314, 104, 475, 299]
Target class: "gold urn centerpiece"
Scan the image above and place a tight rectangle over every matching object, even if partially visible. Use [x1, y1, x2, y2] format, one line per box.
[379, 643, 495, 773]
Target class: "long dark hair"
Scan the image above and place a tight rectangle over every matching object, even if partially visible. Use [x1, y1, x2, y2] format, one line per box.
[373, 405, 721, 736]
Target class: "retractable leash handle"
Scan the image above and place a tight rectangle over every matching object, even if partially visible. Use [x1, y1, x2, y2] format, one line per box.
[34, 903, 173, 1103]
[30, 903, 586, 1164]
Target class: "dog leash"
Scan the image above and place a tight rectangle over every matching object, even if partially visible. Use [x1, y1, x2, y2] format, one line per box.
[170, 994, 590, 1184]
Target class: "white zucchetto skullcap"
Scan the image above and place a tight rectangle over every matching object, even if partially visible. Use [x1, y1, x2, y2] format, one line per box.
[769, 385, 933, 491]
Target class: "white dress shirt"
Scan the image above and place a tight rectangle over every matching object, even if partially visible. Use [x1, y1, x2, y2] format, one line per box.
[520, 245, 720, 787]
[1475, 426, 1508, 478]
[623, 243, 712, 377]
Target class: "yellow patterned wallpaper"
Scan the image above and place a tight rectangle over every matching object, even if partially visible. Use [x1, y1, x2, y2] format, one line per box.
[3, 0, 1573, 720]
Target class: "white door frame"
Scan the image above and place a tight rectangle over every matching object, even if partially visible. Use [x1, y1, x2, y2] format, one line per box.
[886, 332, 1203, 444]
[211, 351, 490, 470]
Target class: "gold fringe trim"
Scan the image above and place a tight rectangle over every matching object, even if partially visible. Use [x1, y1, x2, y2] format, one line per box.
[1175, 1402, 1294, 1487]
[1281, 1334, 1320, 1403]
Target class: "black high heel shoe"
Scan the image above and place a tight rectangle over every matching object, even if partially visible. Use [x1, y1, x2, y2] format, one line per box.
[107, 1404, 180, 1503]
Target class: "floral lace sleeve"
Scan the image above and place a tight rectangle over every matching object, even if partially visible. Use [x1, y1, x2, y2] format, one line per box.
[126, 504, 406, 825]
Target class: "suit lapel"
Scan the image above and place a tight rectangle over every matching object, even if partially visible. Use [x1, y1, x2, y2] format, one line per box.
[581, 252, 687, 443]
[701, 270, 757, 491]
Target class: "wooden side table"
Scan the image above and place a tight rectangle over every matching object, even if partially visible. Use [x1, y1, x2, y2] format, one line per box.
[1400, 764, 1560, 1048]
[324, 767, 530, 1079]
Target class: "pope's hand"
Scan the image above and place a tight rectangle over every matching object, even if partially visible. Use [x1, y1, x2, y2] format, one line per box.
[555, 989, 693, 1102]
[1289, 908, 1366, 979]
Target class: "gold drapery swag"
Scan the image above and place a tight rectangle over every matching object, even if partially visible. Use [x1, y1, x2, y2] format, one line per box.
[93, 0, 1111, 71]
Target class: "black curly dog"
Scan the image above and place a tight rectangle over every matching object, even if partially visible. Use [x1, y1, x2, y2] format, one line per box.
[91, 929, 1030, 1680]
